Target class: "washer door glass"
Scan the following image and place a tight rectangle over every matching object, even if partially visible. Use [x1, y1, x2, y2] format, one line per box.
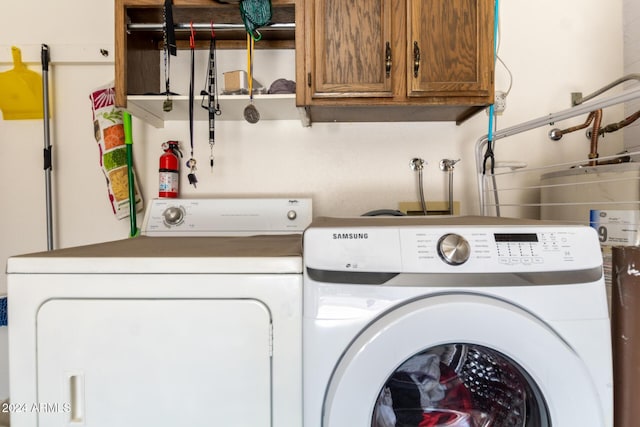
[372, 343, 549, 427]
[321, 294, 608, 427]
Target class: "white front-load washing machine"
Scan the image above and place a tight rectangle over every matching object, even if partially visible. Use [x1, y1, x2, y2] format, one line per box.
[303, 216, 612, 427]
[7, 198, 311, 427]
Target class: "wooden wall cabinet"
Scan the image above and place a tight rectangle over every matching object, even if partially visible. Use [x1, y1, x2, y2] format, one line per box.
[298, 0, 495, 124]
[115, 0, 493, 126]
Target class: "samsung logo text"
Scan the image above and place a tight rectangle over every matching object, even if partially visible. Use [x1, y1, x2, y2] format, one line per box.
[332, 233, 369, 240]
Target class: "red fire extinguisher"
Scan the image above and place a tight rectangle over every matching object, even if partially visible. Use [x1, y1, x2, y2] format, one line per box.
[159, 141, 182, 198]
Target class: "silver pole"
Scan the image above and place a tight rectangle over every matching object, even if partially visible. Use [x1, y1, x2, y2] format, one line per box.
[41, 44, 53, 251]
[127, 22, 295, 32]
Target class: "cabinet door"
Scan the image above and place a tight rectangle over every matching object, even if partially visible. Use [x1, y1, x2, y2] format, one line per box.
[36, 299, 272, 427]
[311, 0, 393, 97]
[408, 0, 493, 97]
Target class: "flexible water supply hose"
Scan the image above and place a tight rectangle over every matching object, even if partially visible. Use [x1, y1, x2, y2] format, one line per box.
[410, 158, 427, 215]
[440, 159, 460, 215]
[588, 109, 602, 166]
[418, 168, 427, 215]
[447, 170, 453, 215]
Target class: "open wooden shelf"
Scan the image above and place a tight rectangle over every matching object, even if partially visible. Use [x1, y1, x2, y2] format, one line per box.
[126, 93, 302, 127]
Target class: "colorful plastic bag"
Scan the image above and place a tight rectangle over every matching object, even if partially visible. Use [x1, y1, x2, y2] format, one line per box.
[89, 83, 143, 219]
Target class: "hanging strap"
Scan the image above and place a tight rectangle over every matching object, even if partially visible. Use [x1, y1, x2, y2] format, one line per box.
[202, 22, 221, 171]
[164, 0, 177, 55]
[247, 33, 254, 101]
[162, 0, 177, 111]
[186, 22, 198, 187]
[189, 22, 195, 159]
[483, 0, 501, 176]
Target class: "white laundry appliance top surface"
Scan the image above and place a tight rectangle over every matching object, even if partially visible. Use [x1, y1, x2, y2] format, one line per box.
[307, 215, 573, 227]
[7, 234, 303, 274]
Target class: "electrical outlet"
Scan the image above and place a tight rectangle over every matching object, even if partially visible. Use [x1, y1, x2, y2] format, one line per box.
[494, 91, 507, 114]
[485, 91, 507, 116]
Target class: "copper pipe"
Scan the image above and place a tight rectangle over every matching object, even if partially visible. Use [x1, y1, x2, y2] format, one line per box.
[588, 109, 603, 166]
[548, 110, 603, 165]
[601, 109, 640, 134]
[549, 111, 597, 140]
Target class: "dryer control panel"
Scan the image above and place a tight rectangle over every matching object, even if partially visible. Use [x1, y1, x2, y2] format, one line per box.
[142, 198, 312, 236]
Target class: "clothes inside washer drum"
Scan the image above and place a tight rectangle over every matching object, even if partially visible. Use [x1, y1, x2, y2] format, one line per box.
[458, 346, 527, 426]
[372, 344, 538, 427]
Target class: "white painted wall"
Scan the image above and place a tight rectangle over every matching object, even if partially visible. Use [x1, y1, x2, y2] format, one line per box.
[624, 0, 640, 154]
[0, 0, 625, 399]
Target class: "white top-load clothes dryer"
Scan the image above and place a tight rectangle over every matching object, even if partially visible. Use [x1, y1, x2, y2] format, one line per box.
[7, 198, 311, 427]
[303, 216, 612, 427]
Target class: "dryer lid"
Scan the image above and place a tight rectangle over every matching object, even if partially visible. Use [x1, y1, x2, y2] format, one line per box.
[7, 235, 303, 274]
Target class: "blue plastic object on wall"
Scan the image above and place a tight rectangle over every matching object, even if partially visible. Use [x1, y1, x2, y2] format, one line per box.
[0, 297, 7, 326]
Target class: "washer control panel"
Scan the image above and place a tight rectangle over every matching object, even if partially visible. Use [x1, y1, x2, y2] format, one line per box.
[142, 198, 312, 236]
[402, 228, 595, 271]
[304, 222, 602, 273]
[494, 232, 546, 266]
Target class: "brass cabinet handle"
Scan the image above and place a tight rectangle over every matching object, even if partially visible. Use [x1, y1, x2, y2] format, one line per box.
[413, 41, 420, 78]
[385, 42, 392, 78]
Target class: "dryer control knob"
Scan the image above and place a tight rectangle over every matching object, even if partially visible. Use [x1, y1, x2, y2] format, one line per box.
[162, 206, 185, 227]
[437, 233, 470, 265]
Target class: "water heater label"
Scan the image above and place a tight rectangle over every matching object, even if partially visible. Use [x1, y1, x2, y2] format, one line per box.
[590, 210, 640, 245]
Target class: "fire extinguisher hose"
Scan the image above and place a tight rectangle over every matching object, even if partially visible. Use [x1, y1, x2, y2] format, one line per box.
[123, 111, 139, 238]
